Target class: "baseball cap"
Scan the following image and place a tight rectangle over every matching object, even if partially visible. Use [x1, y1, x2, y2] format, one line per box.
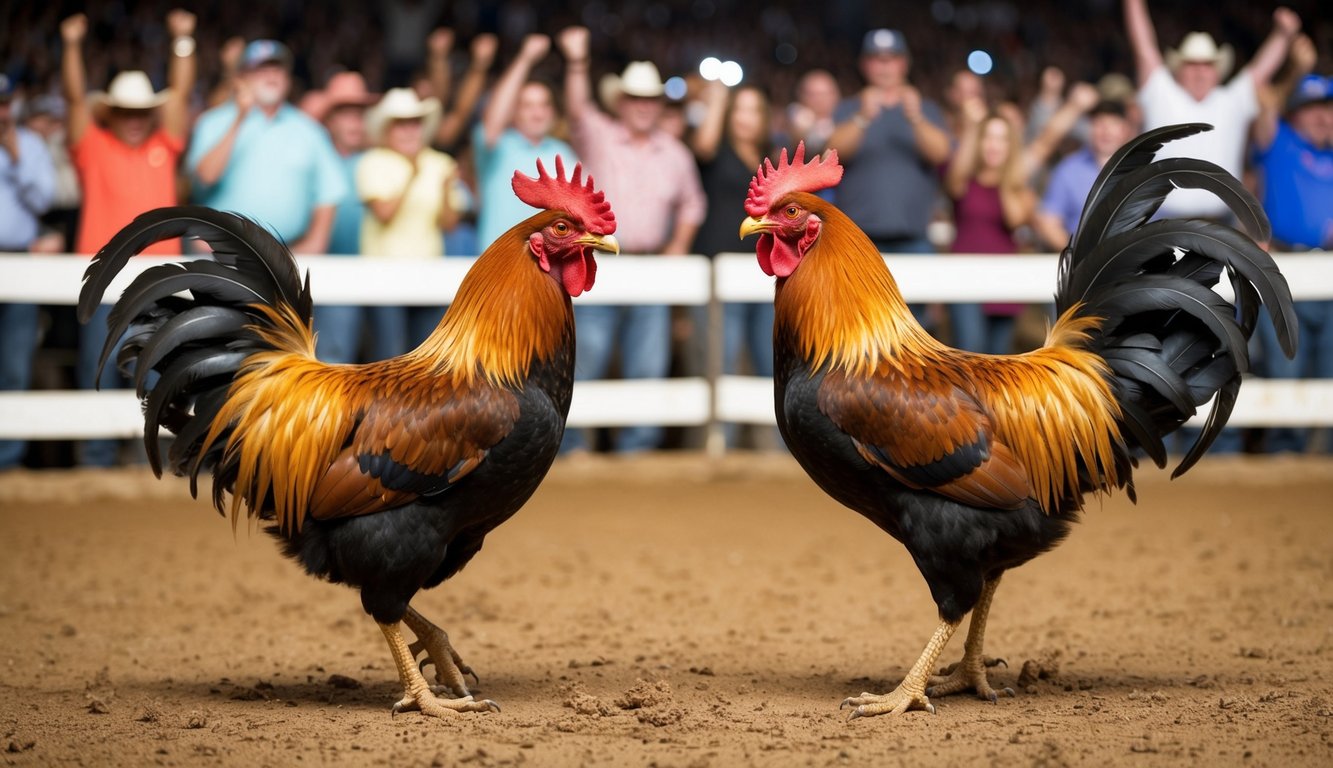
[862, 29, 909, 58]
[242, 40, 293, 71]
[1287, 74, 1332, 113]
[0, 74, 14, 102]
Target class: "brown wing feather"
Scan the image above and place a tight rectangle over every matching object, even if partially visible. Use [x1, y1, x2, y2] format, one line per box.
[821, 363, 1033, 511]
[307, 374, 521, 520]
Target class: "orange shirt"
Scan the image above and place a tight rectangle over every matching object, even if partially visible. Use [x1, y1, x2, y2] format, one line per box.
[71, 125, 184, 255]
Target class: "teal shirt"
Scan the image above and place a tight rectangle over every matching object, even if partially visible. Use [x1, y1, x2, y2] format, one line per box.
[187, 102, 348, 243]
[328, 151, 364, 255]
[473, 125, 576, 250]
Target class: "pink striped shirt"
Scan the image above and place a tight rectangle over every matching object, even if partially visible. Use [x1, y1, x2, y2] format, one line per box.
[570, 108, 707, 254]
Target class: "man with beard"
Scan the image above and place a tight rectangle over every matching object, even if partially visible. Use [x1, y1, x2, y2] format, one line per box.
[187, 39, 346, 255]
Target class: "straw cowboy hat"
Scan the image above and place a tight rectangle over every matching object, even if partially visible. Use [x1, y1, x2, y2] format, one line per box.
[598, 60, 667, 109]
[91, 71, 168, 123]
[1165, 32, 1234, 80]
[366, 88, 441, 144]
[302, 71, 379, 122]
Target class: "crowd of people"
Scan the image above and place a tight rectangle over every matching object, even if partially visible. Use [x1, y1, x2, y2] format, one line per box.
[1, 0, 1330, 466]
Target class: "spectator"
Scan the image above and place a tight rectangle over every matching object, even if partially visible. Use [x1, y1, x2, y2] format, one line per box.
[558, 26, 707, 454]
[357, 87, 465, 357]
[187, 39, 347, 256]
[826, 29, 950, 333]
[787, 69, 841, 154]
[0, 74, 57, 470]
[691, 79, 779, 447]
[62, 9, 196, 467]
[1252, 39, 1332, 452]
[944, 101, 1037, 355]
[1033, 99, 1136, 251]
[304, 72, 379, 364]
[424, 30, 498, 153]
[22, 95, 80, 252]
[1124, 0, 1301, 219]
[474, 33, 576, 251]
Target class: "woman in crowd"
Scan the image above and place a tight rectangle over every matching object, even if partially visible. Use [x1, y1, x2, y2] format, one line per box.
[944, 99, 1035, 355]
[357, 87, 464, 357]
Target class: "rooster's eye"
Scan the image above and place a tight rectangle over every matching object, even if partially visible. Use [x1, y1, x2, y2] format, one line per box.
[784, 206, 799, 219]
[553, 222, 570, 235]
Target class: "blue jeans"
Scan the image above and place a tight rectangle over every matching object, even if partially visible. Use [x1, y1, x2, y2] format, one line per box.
[950, 305, 1018, 355]
[363, 306, 446, 361]
[1254, 300, 1333, 452]
[561, 303, 671, 453]
[312, 305, 365, 364]
[0, 304, 40, 468]
[78, 303, 128, 466]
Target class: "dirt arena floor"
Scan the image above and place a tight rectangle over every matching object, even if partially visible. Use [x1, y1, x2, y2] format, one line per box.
[1, 453, 1331, 767]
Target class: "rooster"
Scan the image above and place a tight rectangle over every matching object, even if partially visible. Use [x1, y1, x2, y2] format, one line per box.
[738, 127, 1296, 718]
[76, 158, 619, 718]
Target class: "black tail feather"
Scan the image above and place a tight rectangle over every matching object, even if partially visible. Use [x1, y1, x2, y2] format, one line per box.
[1056, 124, 1297, 481]
[76, 206, 312, 484]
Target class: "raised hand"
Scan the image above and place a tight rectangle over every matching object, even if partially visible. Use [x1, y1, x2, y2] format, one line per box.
[61, 13, 88, 45]
[518, 34, 550, 63]
[166, 8, 196, 38]
[1067, 82, 1100, 112]
[558, 26, 590, 62]
[471, 33, 499, 67]
[428, 28, 455, 57]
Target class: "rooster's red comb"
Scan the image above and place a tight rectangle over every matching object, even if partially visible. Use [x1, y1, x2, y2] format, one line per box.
[744, 142, 843, 217]
[512, 156, 616, 235]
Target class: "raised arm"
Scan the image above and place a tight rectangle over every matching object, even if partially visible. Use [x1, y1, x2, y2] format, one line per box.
[826, 87, 881, 160]
[944, 97, 986, 200]
[1253, 33, 1315, 150]
[689, 79, 730, 162]
[1123, 0, 1164, 87]
[558, 26, 593, 122]
[902, 86, 950, 166]
[437, 33, 497, 148]
[1247, 8, 1301, 89]
[426, 28, 454, 117]
[163, 9, 197, 142]
[206, 36, 244, 108]
[1023, 82, 1098, 178]
[481, 34, 550, 147]
[193, 82, 251, 187]
[59, 14, 91, 144]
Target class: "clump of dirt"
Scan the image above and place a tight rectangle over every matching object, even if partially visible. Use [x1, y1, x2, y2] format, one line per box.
[1017, 649, 1063, 691]
[561, 682, 612, 717]
[614, 679, 673, 710]
[84, 667, 115, 714]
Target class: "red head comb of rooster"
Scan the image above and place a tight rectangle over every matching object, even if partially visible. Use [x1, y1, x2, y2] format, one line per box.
[744, 142, 843, 217]
[512, 156, 617, 235]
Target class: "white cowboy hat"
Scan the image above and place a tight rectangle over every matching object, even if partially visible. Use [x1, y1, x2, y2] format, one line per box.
[91, 71, 168, 123]
[365, 87, 441, 145]
[617, 61, 665, 98]
[1165, 32, 1234, 80]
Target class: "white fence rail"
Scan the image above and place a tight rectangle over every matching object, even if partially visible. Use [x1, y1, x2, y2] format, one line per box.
[1, 252, 1331, 445]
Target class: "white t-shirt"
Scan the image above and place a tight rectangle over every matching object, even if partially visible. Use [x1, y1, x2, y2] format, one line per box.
[1138, 66, 1258, 218]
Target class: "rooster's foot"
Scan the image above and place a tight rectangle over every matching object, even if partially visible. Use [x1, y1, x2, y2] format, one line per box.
[840, 685, 935, 718]
[927, 656, 1015, 702]
[405, 607, 479, 698]
[391, 690, 500, 718]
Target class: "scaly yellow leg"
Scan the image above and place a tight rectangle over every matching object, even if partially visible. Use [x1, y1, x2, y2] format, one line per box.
[378, 621, 499, 717]
[403, 605, 478, 698]
[927, 578, 1017, 703]
[841, 618, 959, 718]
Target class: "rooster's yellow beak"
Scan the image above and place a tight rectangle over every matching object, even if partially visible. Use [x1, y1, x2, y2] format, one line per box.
[739, 216, 772, 239]
[578, 234, 620, 255]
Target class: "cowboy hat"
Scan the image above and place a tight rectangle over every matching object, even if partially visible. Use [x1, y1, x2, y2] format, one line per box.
[91, 71, 168, 123]
[1165, 32, 1234, 80]
[365, 87, 441, 145]
[608, 61, 666, 100]
[303, 71, 379, 122]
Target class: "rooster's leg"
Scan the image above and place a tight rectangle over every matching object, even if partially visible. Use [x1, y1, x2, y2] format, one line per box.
[841, 618, 959, 718]
[926, 577, 1017, 703]
[403, 605, 478, 698]
[378, 621, 499, 717]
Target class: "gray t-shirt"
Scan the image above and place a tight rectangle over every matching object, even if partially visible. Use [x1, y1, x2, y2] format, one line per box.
[832, 95, 946, 240]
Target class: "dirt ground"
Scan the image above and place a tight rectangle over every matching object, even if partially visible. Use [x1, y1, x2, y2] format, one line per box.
[1, 454, 1331, 767]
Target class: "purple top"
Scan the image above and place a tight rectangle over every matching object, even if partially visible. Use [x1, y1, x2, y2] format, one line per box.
[951, 178, 1022, 316]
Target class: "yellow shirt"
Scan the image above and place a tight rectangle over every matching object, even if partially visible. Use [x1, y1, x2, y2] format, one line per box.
[356, 147, 464, 259]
